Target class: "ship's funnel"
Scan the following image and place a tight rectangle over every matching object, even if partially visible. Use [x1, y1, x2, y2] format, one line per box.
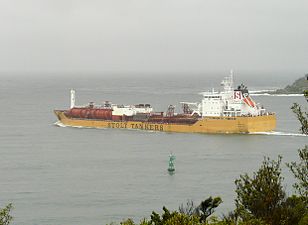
[70, 89, 76, 108]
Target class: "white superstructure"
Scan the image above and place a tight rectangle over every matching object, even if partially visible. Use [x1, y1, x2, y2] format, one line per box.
[111, 104, 153, 116]
[187, 71, 267, 117]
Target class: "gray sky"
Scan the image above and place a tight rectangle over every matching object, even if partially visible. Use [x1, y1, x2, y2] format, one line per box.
[0, 0, 307, 76]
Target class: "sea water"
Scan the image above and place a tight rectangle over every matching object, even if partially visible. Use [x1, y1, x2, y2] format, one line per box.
[0, 74, 307, 225]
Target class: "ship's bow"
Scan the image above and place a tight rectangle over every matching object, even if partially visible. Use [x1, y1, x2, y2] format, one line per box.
[54, 110, 66, 121]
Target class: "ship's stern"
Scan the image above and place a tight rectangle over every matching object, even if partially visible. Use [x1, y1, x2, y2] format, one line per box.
[246, 114, 276, 133]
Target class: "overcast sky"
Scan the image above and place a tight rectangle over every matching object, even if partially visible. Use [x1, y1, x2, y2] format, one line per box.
[0, 0, 307, 76]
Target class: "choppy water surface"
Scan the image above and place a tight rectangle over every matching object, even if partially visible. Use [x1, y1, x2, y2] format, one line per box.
[0, 75, 307, 225]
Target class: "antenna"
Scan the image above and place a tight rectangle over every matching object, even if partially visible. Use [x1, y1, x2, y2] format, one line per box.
[229, 69, 234, 90]
[221, 70, 234, 92]
[230, 69, 234, 82]
[70, 89, 76, 108]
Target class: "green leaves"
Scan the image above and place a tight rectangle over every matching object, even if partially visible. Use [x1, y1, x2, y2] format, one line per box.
[291, 103, 308, 135]
[304, 90, 308, 102]
[0, 204, 13, 225]
[150, 207, 201, 225]
[235, 156, 285, 224]
[286, 146, 308, 200]
[195, 197, 223, 223]
[280, 195, 307, 225]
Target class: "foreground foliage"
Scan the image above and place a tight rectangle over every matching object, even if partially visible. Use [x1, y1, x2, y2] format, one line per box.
[234, 156, 286, 225]
[291, 103, 308, 135]
[287, 146, 308, 199]
[0, 204, 13, 225]
[177, 197, 222, 223]
[304, 90, 308, 101]
[118, 198, 222, 225]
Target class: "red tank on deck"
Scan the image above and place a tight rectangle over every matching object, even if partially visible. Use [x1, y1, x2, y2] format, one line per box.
[111, 115, 122, 121]
[67, 108, 112, 120]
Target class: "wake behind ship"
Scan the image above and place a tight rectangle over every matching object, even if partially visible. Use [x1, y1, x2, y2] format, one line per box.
[54, 72, 276, 134]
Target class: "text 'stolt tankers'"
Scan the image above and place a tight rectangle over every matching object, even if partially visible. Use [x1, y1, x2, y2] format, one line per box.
[68, 108, 112, 120]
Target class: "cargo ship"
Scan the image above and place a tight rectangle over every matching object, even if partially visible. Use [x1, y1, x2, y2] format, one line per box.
[54, 71, 276, 134]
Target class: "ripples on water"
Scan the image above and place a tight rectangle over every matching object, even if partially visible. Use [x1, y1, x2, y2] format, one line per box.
[0, 76, 307, 225]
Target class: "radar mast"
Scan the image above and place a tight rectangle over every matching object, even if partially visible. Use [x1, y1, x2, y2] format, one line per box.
[221, 69, 234, 92]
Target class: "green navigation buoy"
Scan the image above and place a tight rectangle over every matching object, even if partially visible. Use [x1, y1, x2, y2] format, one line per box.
[168, 153, 176, 173]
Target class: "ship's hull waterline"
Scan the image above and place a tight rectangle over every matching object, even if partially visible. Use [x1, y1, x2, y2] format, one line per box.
[54, 110, 276, 134]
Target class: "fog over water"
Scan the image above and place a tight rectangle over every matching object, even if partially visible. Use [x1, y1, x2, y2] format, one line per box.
[0, 0, 307, 75]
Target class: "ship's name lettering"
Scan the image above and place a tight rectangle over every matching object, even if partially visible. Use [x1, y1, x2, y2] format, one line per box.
[108, 122, 127, 129]
[108, 122, 163, 131]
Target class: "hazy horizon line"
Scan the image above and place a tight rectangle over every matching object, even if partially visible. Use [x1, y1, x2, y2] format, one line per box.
[0, 69, 306, 78]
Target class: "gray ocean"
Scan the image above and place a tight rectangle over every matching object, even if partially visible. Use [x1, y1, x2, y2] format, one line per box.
[0, 74, 307, 225]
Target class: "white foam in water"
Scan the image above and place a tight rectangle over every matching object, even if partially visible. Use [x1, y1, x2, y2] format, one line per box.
[250, 93, 271, 96]
[54, 121, 67, 127]
[250, 92, 304, 97]
[54, 121, 110, 130]
[54, 121, 88, 129]
[250, 89, 277, 94]
[271, 94, 304, 97]
[250, 131, 308, 137]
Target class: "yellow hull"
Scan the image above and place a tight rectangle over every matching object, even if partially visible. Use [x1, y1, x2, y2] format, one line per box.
[54, 110, 276, 134]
